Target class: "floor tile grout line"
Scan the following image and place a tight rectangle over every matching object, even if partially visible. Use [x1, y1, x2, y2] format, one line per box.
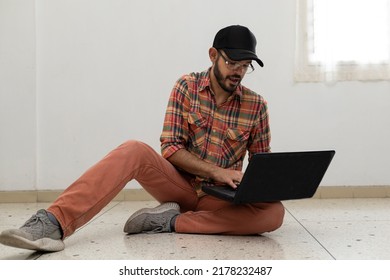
[74, 201, 123, 233]
[26, 251, 45, 260]
[285, 207, 337, 260]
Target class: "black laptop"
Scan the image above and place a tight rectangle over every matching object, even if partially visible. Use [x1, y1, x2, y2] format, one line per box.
[202, 150, 335, 204]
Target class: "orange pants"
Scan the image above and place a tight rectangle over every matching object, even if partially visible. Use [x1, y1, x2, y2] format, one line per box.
[48, 140, 285, 238]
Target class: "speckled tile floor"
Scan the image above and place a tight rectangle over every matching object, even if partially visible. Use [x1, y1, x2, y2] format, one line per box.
[0, 199, 389, 260]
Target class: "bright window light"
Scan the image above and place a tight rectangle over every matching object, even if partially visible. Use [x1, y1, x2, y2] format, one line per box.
[310, 0, 390, 64]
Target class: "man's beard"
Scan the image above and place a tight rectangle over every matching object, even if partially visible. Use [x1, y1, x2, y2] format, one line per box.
[213, 62, 242, 94]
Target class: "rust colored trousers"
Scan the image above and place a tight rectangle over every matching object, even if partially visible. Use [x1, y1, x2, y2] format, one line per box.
[48, 140, 285, 238]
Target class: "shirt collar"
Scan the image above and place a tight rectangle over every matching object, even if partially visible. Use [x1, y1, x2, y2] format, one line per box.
[199, 69, 243, 101]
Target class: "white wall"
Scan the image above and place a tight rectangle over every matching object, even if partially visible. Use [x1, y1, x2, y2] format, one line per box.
[0, 0, 36, 190]
[1, 0, 389, 191]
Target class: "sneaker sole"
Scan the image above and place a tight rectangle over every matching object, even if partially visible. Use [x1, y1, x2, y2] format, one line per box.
[123, 202, 180, 234]
[0, 231, 65, 252]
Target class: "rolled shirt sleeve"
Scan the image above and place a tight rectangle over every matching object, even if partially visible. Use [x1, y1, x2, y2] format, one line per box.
[160, 76, 191, 159]
[247, 98, 271, 160]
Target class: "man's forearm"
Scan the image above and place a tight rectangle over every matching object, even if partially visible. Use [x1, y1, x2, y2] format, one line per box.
[166, 149, 218, 179]
[166, 149, 243, 189]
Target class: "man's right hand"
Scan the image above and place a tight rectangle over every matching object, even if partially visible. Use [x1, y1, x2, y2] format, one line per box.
[167, 149, 243, 189]
[209, 167, 243, 189]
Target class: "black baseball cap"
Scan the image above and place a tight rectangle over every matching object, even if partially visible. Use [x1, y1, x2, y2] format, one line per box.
[213, 25, 264, 67]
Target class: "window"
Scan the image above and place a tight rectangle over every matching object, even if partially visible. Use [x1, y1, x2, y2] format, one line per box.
[295, 0, 390, 82]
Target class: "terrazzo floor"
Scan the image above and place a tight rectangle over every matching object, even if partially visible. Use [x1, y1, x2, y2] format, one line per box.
[0, 198, 389, 260]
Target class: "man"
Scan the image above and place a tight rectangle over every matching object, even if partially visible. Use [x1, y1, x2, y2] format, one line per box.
[0, 25, 285, 252]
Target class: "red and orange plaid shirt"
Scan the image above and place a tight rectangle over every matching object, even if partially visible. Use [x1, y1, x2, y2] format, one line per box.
[160, 69, 271, 192]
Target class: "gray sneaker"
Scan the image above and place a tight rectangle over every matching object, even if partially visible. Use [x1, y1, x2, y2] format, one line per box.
[0, 209, 65, 252]
[124, 202, 180, 234]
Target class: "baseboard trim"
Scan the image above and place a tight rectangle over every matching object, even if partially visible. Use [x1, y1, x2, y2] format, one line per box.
[313, 186, 390, 199]
[0, 186, 389, 203]
[0, 189, 154, 203]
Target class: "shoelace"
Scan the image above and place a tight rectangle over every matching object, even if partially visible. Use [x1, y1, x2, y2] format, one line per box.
[21, 213, 47, 239]
[146, 220, 166, 233]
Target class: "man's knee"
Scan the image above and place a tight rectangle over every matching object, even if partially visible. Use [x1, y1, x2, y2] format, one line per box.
[268, 202, 285, 231]
[252, 201, 285, 233]
[110, 140, 159, 167]
[117, 140, 153, 157]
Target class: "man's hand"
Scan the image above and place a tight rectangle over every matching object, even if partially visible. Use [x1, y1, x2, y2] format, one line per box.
[209, 168, 243, 189]
[167, 149, 243, 189]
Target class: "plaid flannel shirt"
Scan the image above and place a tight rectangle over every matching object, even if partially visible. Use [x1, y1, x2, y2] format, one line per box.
[160, 69, 271, 192]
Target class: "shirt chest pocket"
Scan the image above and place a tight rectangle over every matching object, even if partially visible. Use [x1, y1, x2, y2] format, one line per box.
[188, 112, 208, 148]
[222, 128, 250, 165]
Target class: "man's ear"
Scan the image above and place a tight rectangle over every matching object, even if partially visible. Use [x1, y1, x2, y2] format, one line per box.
[209, 48, 218, 65]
